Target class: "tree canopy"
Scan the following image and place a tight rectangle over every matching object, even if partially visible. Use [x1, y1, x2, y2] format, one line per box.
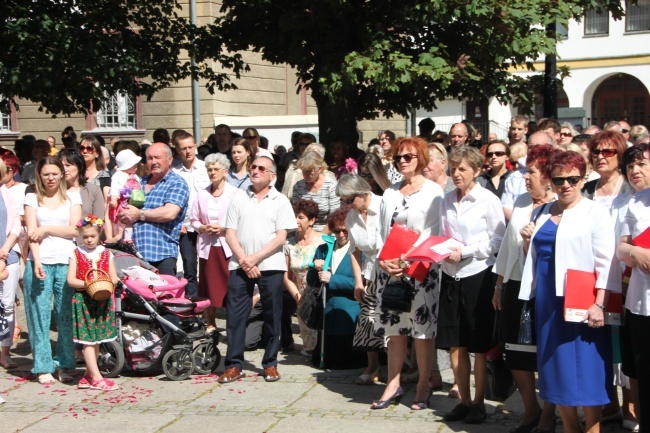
[208, 0, 624, 144]
[0, 0, 245, 116]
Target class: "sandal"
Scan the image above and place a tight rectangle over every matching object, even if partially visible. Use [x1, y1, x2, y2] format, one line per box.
[448, 384, 460, 398]
[37, 373, 56, 385]
[355, 367, 381, 385]
[57, 369, 74, 384]
[1, 357, 17, 369]
[90, 378, 119, 391]
[77, 376, 91, 389]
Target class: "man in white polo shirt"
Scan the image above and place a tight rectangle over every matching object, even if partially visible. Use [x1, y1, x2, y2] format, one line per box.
[218, 156, 297, 384]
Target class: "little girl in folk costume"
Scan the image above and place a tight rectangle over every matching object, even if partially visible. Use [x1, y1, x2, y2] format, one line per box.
[67, 214, 119, 391]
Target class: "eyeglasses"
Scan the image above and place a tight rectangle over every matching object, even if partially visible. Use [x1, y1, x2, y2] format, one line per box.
[551, 176, 581, 186]
[622, 129, 630, 134]
[560, 132, 572, 137]
[358, 171, 373, 178]
[249, 164, 275, 174]
[486, 151, 506, 158]
[393, 154, 418, 163]
[332, 229, 348, 235]
[340, 196, 356, 204]
[591, 148, 617, 158]
[79, 145, 94, 153]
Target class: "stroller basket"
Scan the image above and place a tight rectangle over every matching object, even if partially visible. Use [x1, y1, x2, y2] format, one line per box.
[160, 297, 211, 315]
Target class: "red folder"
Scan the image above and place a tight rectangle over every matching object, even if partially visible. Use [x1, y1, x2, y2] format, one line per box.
[632, 226, 650, 248]
[378, 224, 430, 282]
[404, 235, 463, 263]
[564, 269, 622, 326]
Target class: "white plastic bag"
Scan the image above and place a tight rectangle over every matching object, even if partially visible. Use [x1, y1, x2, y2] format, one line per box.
[123, 266, 168, 286]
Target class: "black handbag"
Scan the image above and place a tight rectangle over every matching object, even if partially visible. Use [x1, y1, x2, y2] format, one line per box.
[0, 302, 9, 342]
[297, 285, 324, 330]
[486, 310, 516, 402]
[518, 301, 536, 345]
[380, 278, 413, 313]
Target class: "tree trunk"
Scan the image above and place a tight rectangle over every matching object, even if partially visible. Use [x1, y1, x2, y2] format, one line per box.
[312, 86, 360, 155]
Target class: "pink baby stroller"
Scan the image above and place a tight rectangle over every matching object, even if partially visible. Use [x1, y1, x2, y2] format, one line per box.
[97, 244, 221, 380]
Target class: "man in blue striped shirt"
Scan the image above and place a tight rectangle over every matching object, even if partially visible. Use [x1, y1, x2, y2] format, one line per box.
[119, 142, 189, 275]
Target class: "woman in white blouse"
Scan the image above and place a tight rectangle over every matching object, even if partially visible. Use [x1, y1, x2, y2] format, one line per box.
[372, 137, 443, 411]
[617, 143, 650, 433]
[335, 174, 384, 385]
[492, 145, 558, 432]
[438, 146, 506, 424]
[23, 156, 82, 385]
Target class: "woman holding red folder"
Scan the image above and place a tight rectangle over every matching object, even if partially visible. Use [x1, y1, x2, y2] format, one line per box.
[371, 136, 443, 411]
[519, 151, 621, 433]
[617, 142, 650, 433]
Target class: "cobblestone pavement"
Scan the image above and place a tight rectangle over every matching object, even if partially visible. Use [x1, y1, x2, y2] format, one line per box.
[0, 303, 633, 433]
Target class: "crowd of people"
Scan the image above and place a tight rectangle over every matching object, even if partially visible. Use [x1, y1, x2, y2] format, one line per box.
[0, 117, 648, 433]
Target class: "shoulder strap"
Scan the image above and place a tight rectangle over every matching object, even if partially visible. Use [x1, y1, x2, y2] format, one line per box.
[531, 202, 550, 224]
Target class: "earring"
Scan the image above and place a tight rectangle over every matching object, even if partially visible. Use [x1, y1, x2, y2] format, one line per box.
[547, 185, 552, 191]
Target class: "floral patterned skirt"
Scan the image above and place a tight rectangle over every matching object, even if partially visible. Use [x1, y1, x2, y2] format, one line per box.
[374, 266, 440, 339]
[71, 291, 117, 344]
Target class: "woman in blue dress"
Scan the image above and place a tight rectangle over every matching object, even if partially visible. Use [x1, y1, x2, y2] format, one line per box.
[519, 150, 621, 433]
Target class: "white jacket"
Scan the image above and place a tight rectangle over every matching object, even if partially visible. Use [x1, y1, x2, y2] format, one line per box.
[519, 197, 621, 300]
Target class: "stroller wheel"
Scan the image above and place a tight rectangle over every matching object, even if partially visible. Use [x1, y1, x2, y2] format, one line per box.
[162, 348, 195, 381]
[98, 340, 125, 378]
[191, 340, 221, 375]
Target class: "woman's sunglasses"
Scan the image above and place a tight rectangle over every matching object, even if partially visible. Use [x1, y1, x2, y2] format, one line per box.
[551, 176, 581, 186]
[393, 154, 418, 163]
[591, 149, 617, 158]
[486, 151, 506, 158]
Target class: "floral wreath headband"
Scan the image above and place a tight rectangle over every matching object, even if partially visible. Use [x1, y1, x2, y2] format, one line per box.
[76, 214, 104, 229]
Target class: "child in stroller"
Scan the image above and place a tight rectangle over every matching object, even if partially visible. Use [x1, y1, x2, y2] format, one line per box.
[97, 242, 221, 380]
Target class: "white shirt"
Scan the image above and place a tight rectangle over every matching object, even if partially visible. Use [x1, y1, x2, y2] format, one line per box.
[25, 191, 82, 265]
[69, 245, 114, 265]
[172, 158, 211, 230]
[346, 193, 381, 279]
[440, 183, 506, 278]
[519, 197, 621, 300]
[331, 242, 350, 274]
[224, 186, 297, 272]
[621, 188, 650, 316]
[501, 168, 527, 210]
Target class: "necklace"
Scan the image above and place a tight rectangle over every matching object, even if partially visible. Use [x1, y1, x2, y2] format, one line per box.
[595, 174, 623, 197]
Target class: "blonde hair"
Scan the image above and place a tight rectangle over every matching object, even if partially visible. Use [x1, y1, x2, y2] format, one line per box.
[304, 143, 326, 158]
[297, 150, 327, 171]
[509, 143, 527, 164]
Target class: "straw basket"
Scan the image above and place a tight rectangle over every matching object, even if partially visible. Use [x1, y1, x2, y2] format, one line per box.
[84, 269, 114, 301]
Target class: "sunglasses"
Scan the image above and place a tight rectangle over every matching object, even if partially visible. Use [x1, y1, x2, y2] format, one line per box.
[591, 148, 617, 158]
[551, 176, 581, 186]
[332, 229, 348, 235]
[486, 151, 506, 158]
[79, 145, 95, 153]
[560, 132, 572, 137]
[358, 172, 373, 178]
[393, 154, 418, 163]
[249, 164, 274, 174]
[340, 196, 356, 204]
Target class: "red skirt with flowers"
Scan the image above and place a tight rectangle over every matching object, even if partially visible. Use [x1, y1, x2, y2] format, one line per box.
[71, 248, 117, 344]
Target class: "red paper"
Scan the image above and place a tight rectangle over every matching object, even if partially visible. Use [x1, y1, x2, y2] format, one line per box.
[564, 269, 622, 326]
[404, 236, 462, 263]
[378, 224, 430, 282]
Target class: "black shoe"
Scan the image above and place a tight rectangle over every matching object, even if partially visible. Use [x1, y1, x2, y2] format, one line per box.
[465, 403, 487, 424]
[444, 403, 470, 421]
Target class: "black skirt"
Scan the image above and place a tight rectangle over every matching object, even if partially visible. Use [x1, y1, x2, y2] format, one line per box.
[437, 267, 495, 353]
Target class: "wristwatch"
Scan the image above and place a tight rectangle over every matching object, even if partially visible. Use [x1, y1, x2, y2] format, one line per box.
[139, 210, 146, 222]
[398, 259, 410, 269]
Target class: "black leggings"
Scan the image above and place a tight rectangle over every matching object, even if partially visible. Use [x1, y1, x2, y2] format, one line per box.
[627, 309, 650, 432]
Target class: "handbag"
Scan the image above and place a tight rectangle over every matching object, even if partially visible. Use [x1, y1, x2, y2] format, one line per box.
[297, 285, 323, 330]
[518, 301, 535, 345]
[380, 278, 413, 313]
[0, 302, 9, 342]
[486, 310, 516, 402]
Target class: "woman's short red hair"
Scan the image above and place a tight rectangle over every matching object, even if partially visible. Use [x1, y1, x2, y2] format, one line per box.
[0, 152, 20, 175]
[393, 136, 430, 172]
[545, 150, 586, 179]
